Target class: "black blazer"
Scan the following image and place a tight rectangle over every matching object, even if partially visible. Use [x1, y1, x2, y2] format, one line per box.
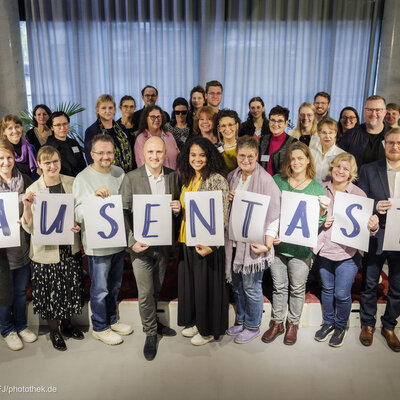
[358, 158, 391, 255]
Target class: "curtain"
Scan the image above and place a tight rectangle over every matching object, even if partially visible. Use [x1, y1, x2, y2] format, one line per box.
[24, 0, 383, 138]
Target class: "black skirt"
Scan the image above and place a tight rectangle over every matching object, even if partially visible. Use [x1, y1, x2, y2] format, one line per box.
[178, 243, 229, 339]
[31, 246, 83, 320]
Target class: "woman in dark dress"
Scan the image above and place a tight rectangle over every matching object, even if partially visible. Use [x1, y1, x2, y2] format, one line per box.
[26, 104, 52, 153]
[45, 111, 86, 177]
[116, 95, 137, 149]
[177, 136, 229, 345]
[22, 146, 84, 351]
[1, 115, 38, 180]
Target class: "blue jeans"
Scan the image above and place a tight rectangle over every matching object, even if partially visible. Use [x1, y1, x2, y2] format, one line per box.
[231, 270, 264, 330]
[0, 264, 31, 338]
[360, 250, 400, 330]
[318, 255, 360, 329]
[88, 251, 125, 332]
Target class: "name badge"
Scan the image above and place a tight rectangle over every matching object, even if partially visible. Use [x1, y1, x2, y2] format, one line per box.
[261, 154, 270, 162]
[72, 146, 80, 153]
[217, 146, 224, 153]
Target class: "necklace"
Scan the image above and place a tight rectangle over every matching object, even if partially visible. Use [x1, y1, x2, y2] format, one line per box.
[288, 177, 309, 191]
[224, 141, 237, 150]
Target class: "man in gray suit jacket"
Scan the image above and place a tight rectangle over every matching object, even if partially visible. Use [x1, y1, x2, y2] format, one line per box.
[120, 136, 181, 360]
[358, 127, 400, 352]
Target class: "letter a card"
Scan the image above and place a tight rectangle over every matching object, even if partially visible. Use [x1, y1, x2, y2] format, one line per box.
[279, 191, 320, 247]
[83, 195, 126, 249]
[0, 192, 20, 248]
[331, 191, 373, 252]
[229, 190, 270, 243]
[33, 193, 74, 246]
[132, 194, 172, 245]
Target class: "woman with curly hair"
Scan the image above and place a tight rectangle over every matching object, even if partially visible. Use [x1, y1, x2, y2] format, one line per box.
[215, 109, 241, 172]
[192, 106, 218, 145]
[134, 105, 179, 170]
[178, 136, 229, 346]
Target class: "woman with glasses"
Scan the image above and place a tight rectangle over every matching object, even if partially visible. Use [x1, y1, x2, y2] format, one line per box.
[259, 105, 297, 176]
[45, 111, 86, 177]
[134, 105, 179, 170]
[84, 94, 134, 173]
[215, 109, 241, 172]
[116, 95, 137, 150]
[239, 97, 269, 142]
[310, 119, 345, 184]
[26, 104, 52, 153]
[225, 136, 281, 344]
[192, 106, 218, 145]
[1, 115, 39, 180]
[165, 97, 192, 150]
[22, 146, 84, 351]
[337, 107, 360, 144]
[288, 102, 319, 149]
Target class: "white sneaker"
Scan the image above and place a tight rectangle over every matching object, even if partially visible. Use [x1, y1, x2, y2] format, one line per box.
[92, 329, 123, 345]
[182, 326, 198, 338]
[190, 333, 213, 346]
[4, 332, 24, 351]
[18, 328, 38, 343]
[110, 321, 133, 336]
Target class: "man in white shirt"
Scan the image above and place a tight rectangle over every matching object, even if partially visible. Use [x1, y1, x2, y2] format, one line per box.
[73, 134, 133, 345]
[120, 136, 181, 360]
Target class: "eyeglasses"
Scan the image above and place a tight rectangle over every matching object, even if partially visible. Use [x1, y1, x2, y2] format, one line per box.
[53, 123, 69, 128]
[299, 113, 314, 119]
[175, 110, 188, 115]
[149, 115, 162, 121]
[385, 141, 400, 148]
[269, 119, 286, 125]
[92, 151, 114, 157]
[341, 116, 357, 121]
[237, 154, 255, 162]
[144, 94, 157, 98]
[42, 159, 60, 167]
[219, 123, 236, 130]
[364, 108, 385, 114]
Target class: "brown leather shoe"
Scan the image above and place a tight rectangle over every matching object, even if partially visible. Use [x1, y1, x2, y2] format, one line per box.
[261, 322, 284, 343]
[381, 328, 400, 352]
[359, 325, 375, 346]
[283, 322, 298, 345]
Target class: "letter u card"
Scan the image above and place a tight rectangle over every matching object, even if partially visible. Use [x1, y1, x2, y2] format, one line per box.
[132, 194, 172, 246]
[33, 193, 74, 245]
[331, 191, 373, 252]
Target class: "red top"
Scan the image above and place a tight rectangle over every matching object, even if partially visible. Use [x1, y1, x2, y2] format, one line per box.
[266, 132, 286, 176]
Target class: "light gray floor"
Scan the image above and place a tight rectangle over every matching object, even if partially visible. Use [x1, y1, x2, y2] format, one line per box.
[1, 323, 399, 400]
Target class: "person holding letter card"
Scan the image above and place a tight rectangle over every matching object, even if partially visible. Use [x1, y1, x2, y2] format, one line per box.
[225, 136, 281, 343]
[177, 136, 229, 346]
[262, 142, 327, 345]
[22, 146, 83, 351]
[313, 153, 378, 347]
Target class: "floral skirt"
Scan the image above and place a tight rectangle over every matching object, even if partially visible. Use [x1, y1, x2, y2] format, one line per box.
[31, 246, 83, 320]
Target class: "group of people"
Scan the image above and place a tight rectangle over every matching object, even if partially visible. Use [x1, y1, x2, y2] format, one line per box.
[0, 81, 399, 362]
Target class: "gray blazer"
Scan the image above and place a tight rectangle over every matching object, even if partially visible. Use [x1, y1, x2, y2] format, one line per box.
[119, 165, 180, 250]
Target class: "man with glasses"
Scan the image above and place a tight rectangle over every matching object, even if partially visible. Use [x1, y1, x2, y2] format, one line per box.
[132, 85, 170, 131]
[314, 92, 333, 123]
[205, 80, 223, 112]
[358, 128, 400, 352]
[73, 134, 133, 346]
[339, 95, 391, 170]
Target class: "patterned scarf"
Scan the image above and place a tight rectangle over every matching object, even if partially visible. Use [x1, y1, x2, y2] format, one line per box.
[14, 138, 38, 172]
[98, 119, 133, 173]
